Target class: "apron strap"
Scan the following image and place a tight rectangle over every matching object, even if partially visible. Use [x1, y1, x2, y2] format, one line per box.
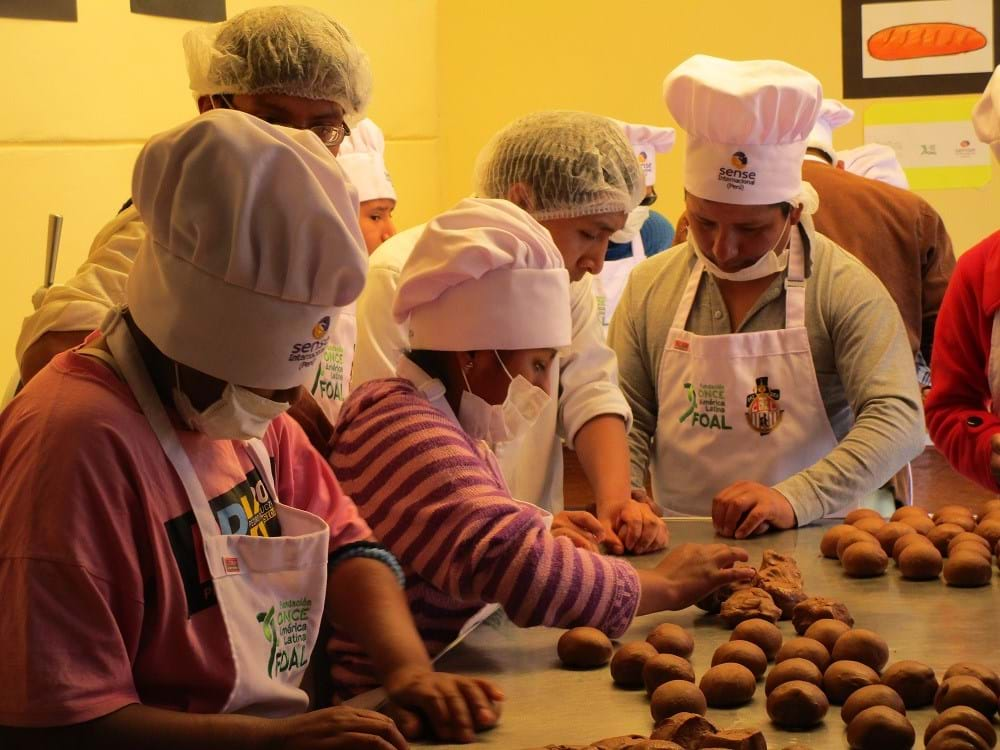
[670, 256, 705, 330]
[783, 224, 807, 329]
[631, 232, 646, 261]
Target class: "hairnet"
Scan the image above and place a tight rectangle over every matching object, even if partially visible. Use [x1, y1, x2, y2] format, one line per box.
[183, 6, 373, 123]
[473, 111, 645, 221]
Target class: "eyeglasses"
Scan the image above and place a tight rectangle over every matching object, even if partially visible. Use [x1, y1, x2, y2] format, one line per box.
[211, 94, 351, 148]
[640, 188, 658, 207]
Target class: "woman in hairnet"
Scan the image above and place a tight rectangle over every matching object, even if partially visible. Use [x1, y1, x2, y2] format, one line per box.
[326, 197, 753, 699]
[0, 112, 501, 748]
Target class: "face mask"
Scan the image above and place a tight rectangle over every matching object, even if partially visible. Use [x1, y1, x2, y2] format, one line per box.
[610, 206, 650, 244]
[690, 213, 791, 282]
[172, 363, 290, 441]
[457, 351, 550, 447]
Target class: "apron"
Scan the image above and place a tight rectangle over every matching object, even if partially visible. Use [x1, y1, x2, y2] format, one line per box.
[102, 310, 330, 717]
[595, 233, 646, 337]
[308, 303, 356, 424]
[651, 230, 841, 517]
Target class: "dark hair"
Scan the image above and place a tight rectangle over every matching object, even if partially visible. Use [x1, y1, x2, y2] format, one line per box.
[406, 350, 452, 383]
[684, 188, 792, 217]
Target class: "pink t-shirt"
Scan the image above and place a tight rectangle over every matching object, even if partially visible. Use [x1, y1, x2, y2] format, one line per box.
[0, 351, 371, 727]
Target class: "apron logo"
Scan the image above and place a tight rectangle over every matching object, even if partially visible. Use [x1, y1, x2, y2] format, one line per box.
[223, 556, 240, 574]
[672, 338, 690, 352]
[745, 376, 783, 436]
[678, 382, 733, 430]
[257, 598, 313, 678]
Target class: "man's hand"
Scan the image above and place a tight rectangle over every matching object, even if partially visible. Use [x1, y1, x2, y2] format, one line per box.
[382, 667, 503, 743]
[712, 481, 796, 539]
[650, 543, 753, 610]
[598, 497, 668, 556]
[989, 434, 1000, 485]
[270, 706, 408, 750]
[552, 510, 605, 552]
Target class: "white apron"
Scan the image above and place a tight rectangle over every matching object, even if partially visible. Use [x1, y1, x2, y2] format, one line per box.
[651, 231, 841, 517]
[308, 303, 356, 423]
[103, 310, 330, 717]
[595, 234, 645, 337]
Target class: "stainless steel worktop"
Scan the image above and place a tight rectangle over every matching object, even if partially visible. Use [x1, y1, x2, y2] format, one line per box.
[419, 519, 1000, 749]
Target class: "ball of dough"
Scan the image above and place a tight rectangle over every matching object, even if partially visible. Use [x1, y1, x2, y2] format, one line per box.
[837, 529, 880, 560]
[840, 684, 906, 724]
[934, 676, 998, 717]
[981, 509, 1000, 523]
[650, 680, 707, 722]
[853, 516, 887, 536]
[936, 504, 976, 518]
[732, 618, 783, 661]
[892, 533, 934, 563]
[557, 627, 613, 668]
[927, 523, 967, 554]
[874, 522, 917, 556]
[766, 680, 829, 728]
[646, 623, 695, 658]
[948, 540, 992, 561]
[609, 641, 658, 688]
[821, 524, 855, 559]
[924, 705, 997, 748]
[943, 662, 1000, 699]
[948, 531, 991, 551]
[711, 639, 767, 679]
[643, 653, 695, 695]
[792, 598, 855, 635]
[974, 519, 1000, 549]
[842, 542, 889, 578]
[776, 637, 831, 672]
[585, 736, 648, 750]
[943, 551, 993, 587]
[720, 587, 782, 627]
[765, 657, 824, 696]
[898, 543, 943, 580]
[933, 514, 977, 533]
[925, 724, 992, 750]
[831, 629, 889, 672]
[823, 660, 881, 704]
[899, 514, 936, 535]
[649, 711, 717, 745]
[846, 508, 883, 525]
[804, 619, 852, 652]
[890, 506, 929, 522]
[880, 660, 938, 708]
[845, 705, 915, 750]
[699, 662, 756, 707]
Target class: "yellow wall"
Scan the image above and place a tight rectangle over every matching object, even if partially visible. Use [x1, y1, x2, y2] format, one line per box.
[0, 0, 438, 369]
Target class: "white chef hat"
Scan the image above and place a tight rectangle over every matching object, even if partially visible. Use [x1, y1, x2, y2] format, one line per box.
[663, 55, 823, 205]
[128, 109, 368, 391]
[838, 143, 910, 189]
[337, 118, 396, 203]
[806, 99, 855, 163]
[612, 120, 676, 186]
[973, 64, 1000, 162]
[394, 198, 571, 351]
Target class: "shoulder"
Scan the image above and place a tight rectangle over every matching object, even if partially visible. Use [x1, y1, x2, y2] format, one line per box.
[367, 224, 426, 274]
[628, 243, 696, 298]
[332, 377, 454, 448]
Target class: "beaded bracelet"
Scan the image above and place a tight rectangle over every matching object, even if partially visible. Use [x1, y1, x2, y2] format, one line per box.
[329, 541, 406, 587]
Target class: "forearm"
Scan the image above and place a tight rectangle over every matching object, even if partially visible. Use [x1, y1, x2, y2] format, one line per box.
[634, 569, 678, 615]
[573, 414, 632, 513]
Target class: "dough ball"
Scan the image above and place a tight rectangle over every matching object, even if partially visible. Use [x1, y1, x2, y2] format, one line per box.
[804, 619, 852, 652]
[609, 641, 658, 688]
[765, 657, 824, 696]
[981, 499, 1000, 515]
[845, 705, 915, 750]
[646, 623, 695, 658]
[927, 523, 967, 554]
[776, 636, 831, 672]
[696, 728, 767, 750]
[925, 724, 992, 750]
[943, 551, 993, 587]
[792, 597, 855, 635]
[936, 504, 976, 518]
[711, 640, 767, 679]
[973, 519, 1000, 549]
[853, 516, 887, 536]
[649, 711, 717, 745]
[949, 531, 992, 549]
[585, 736, 647, 750]
[874, 522, 917, 556]
[943, 662, 1000, 699]
[643, 653, 696, 695]
[934, 676, 998, 717]
[948, 540, 992, 561]
[840, 684, 906, 724]
[880, 660, 938, 708]
[695, 561, 757, 613]
[981, 509, 1000, 524]
[898, 543, 943, 580]
[823, 660, 881, 704]
[557, 627, 613, 668]
[732, 618, 783, 661]
[891, 506, 930, 522]
[821, 524, 856, 559]
[899, 514, 935, 535]
[892, 533, 934, 563]
[842, 542, 889, 578]
[924, 705, 997, 748]
[933, 514, 976, 533]
[837, 529, 880, 560]
[831, 629, 889, 672]
[699, 663, 757, 707]
[720, 587, 781, 628]
[846, 509, 884, 525]
[650, 680, 707, 722]
[766, 680, 829, 728]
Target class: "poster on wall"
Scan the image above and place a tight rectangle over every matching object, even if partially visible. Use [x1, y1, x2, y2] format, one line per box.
[843, 0, 1000, 97]
[130, 0, 225, 22]
[0, 0, 76, 21]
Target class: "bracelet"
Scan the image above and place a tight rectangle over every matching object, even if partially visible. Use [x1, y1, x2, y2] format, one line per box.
[329, 541, 406, 587]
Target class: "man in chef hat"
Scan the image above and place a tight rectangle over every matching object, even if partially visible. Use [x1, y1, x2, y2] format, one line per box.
[595, 121, 677, 336]
[838, 143, 910, 189]
[609, 55, 924, 538]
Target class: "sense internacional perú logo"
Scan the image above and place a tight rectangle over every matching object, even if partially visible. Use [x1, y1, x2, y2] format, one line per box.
[289, 316, 331, 369]
[731, 151, 748, 168]
[312, 315, 331, 339]
[745, 376, 783, 436]
[718, 151, 756, 192]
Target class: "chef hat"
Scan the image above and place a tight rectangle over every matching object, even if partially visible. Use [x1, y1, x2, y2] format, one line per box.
[973, 65, 1000, 162]
[838, 143, 910, 189]
[806, 99, 855, 163]
[394, 198, 571, 351]
[663, 55, 823, 205]
[337, 118, 396, 203]
[183, 5, 372, 124]
[128, 109, 368, 391]
[612, 120, 676, 186]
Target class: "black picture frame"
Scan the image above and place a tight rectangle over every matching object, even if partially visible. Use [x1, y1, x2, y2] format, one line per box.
[842, 0, 999, 98]
[130, 0, 225, 23]
[0, 0, 77, 21]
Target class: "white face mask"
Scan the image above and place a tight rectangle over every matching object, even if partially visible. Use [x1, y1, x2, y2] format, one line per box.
[457, 351, 550, 448]
[609, 206, 650, 244]
[172, 363, 290, 441]
[690, 213, 791, 282]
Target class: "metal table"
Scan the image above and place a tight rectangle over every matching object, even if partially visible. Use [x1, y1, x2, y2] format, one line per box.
[418, 519, 1000, 749]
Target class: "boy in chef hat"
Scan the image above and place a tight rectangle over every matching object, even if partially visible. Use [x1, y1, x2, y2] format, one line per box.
[338, 118, 398, 254]
[805, 98, 855, 165]
[838, 143, 909, 189]
[609, 55, 924, 538]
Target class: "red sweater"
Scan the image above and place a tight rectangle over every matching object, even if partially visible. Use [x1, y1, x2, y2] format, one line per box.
[926, 231, 1000, 491]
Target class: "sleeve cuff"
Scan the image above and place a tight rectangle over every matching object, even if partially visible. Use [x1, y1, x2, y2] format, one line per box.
[773, 475, 823, 527]
[561, 390, 633, 449]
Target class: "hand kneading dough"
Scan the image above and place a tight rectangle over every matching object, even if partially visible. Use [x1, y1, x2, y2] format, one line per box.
[831, 629, 889, 672]
[766, 680, 830, 728]
[700, 663, 757, 707]
[845, 705, 915, 749]
[610, 641, 658, 688]
[792, 598, 855, 634]
[720, 588, 781, 627]
[823, 660, 881, 704]
[731, 618, 783, 660]
[558, 627, 613, 668]
[880, 660, 938, 708]
[840, 684, 906, 723]
[646, 623, 695, 658]
[650, 680, 707, 721]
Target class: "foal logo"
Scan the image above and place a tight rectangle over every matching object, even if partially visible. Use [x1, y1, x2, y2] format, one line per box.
[745, 376, 783, 436]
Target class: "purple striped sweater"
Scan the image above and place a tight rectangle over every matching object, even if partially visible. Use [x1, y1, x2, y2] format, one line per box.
[325, 378, 640, 697]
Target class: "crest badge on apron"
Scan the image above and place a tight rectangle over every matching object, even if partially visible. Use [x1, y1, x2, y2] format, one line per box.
[745, 376, 783, 436]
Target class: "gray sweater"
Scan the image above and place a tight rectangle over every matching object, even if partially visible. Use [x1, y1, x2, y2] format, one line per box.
[608, 223, 925, 525]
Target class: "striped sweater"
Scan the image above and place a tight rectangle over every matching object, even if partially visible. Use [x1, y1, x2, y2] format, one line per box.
[326, 377, 640, 697]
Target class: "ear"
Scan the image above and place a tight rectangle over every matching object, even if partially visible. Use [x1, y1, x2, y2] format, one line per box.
[506, 183, 535, 212]
[789, 204, 804, 226]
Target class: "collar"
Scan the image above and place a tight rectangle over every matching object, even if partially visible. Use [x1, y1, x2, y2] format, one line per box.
[394, 355, 463, 430]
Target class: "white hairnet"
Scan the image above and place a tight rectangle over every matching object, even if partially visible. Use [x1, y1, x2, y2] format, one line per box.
[473, 111, 645, 221]
[183, 6, 373, 123]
